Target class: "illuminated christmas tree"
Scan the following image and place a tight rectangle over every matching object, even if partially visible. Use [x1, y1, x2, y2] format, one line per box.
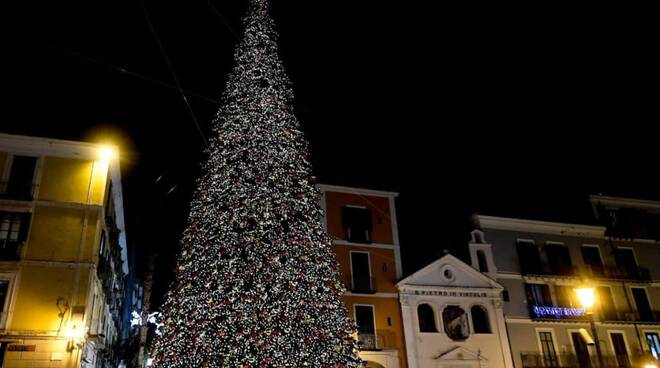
[151, 0, 362, 366]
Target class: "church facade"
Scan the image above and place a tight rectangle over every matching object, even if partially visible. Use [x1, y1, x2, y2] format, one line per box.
[398, 254, 513, 368]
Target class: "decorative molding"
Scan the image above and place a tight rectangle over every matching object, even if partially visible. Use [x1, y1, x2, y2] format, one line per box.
[344, 292, 398, 299]
[478, 215, 606, 238]
[0, 133, 110, 162]
[496, 272, 523, 280]
[19, 260, 96, 269]
[591, 195, 660, 211]
[332, 240, 395, 250]
[316, 184, 398, 198]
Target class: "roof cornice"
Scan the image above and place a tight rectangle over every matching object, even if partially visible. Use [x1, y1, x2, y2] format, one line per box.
[478, 215, 605, 238]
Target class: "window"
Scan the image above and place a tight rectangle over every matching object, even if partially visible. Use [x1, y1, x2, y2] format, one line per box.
[632, 288, 653, 321]
[615, 248, 639, 279]
[476, 250, 489, 272]
[581, 246, 604, 276]
[596, 287, 617, 321]
[350, 252, 373, 293]
[0, 280, 9, 314]
[471, 305, 491, 333]
[646, 332, 660, 360]
[1, 278, 13, 330]
[571, 331, 592, 368]
[342, 206, 372, 243]
[417, 304, 437, 332]
[0, 212, 28, 260]
[354, 305, 377, 350]
[517, 240, 542, 274]
[538, 331, 559, 368]
[502, 290, 510, 302]
[1, 155, 37, 200]
[545, 243, 573, 275]
[555, 285, 578, 308]
[526, 283, 552, 307]
[610, 332, 630, 368]
[442, 306, 469, 341]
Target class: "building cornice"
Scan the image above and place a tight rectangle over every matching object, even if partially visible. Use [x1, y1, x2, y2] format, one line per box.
[317, 184, 399, 198]
[0, 133, 114, 162]
[344, 292, 398, 298]
[332, 240, 396, 250]
[478, 215, 606, 238]
[399, 284, 502, 295]
[591, 195, 660, 211]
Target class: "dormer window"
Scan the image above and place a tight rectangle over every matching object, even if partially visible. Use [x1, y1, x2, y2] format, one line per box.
[342, 206, 372, 243]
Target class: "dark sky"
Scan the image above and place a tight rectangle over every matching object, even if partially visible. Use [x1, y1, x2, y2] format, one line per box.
[4, 1, 657, 303]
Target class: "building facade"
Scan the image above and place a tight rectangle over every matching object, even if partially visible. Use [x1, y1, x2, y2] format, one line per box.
[319, 184, 406, 368]
[398, 254, 513, 368]
[472, 199, 660, 368]
[0, 133, 129, 368]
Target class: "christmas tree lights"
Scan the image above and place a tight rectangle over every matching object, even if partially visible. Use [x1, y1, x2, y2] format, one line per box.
[152, 0, 362, 366]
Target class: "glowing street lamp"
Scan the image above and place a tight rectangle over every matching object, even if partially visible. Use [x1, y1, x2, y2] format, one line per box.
[575, 285, 604, 368]
[97, 145, 116, 162]
[575, 287, 596, 309]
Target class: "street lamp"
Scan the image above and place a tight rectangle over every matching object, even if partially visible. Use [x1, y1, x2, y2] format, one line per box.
[576, 286, 605, 368]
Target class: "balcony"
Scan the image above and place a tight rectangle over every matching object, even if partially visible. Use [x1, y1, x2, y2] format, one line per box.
[0, 181, 35, 201]
[521, 351, 655, 368]
[600, 310, 660, 324]
[358, 330, 397, 351]
[581, 265, 651, 282]
[0, 241, 22, 261]
[342, 274, 376, 294]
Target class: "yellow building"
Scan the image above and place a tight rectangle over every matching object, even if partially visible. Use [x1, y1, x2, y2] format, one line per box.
[0, 133, 128, 368]
[319, 184, 407, 368]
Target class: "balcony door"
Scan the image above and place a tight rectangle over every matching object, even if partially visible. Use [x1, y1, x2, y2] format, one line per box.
[4, 156, 37, 200]
[609, 332, 630, 368]
[350, 251, 372, 293]
[615, 248, 639, 279]
[631, 288, 653, 321]
[581, 246, 604, 276]
[354, 305, 376, 350]
[596, 287, 617, 321]
[537, 331, 559, 368]
[571, 331, 592, 368]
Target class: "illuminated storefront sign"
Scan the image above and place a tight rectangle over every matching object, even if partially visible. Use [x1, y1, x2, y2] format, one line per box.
[532, 306, 586, 318]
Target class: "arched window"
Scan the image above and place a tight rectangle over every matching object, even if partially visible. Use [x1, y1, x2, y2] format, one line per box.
[417, 304, 437, 332]
[471, 305, 491, 334]
[477, 250, 489, 273]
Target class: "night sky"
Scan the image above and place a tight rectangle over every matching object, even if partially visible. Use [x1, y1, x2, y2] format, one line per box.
[5, 1, 656, 304]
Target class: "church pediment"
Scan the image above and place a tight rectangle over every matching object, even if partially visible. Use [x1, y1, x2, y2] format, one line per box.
[397, 254, 502, 290]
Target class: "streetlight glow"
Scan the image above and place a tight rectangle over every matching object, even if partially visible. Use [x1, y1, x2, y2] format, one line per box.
[575, 287, 596, 309]
[98, 145, 116, 162]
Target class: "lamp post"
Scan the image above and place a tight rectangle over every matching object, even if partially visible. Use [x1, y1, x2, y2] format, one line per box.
[576, 287, 605, 368]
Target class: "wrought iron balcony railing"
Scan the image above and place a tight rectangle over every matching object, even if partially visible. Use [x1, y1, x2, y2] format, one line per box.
[358, 330, 397, 351]
[521, 351, 656, 368]
[342, 274, 377, 294]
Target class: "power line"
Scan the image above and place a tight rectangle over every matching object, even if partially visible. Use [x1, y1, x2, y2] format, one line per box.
[205, 0, 240, 40]
[6, 30, 219, 105]
[138, 0, 209, 147]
